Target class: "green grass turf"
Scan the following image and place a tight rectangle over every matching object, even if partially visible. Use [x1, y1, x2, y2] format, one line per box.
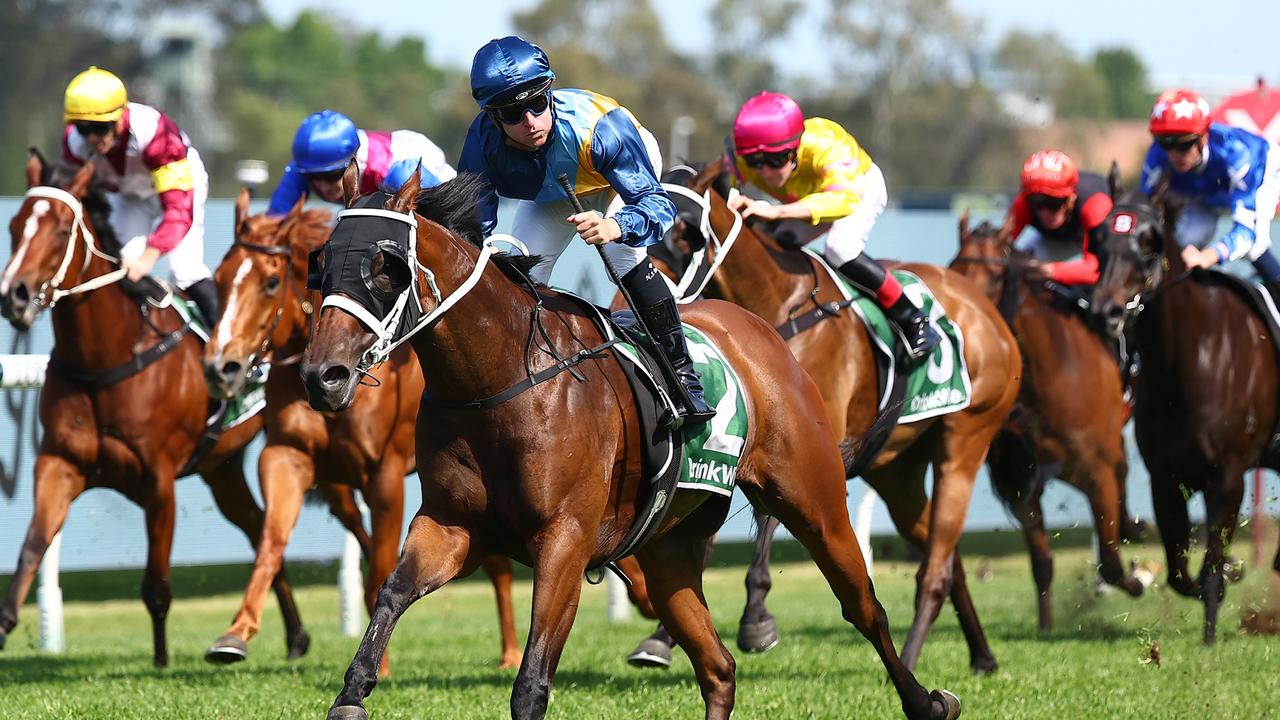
[0, 542, 1276, 719]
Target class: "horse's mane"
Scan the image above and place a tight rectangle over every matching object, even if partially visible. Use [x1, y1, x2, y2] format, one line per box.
[277, 208, 333, 251]
[46, 164, 120, 254]
[414, 173, 544, 284]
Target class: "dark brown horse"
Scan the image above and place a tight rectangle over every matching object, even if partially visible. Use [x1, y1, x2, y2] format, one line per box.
[0, 154, 307, 666]
[624, 164, 1020, 674]
[949, 215, 1146, 630]
[1090, 191, 1280, 644]
[300, 166, 961, 720]
[201, 192, 521, 670]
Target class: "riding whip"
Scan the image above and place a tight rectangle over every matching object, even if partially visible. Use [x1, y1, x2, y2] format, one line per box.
[556, 174, 696, 421]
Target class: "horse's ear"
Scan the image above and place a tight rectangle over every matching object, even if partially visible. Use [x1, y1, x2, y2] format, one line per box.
[289, 193, 306, 219]
[1107, 160, 1121, 200]
[341, 158, 360, 207]
[234, 187, 251, 229]
[66, 162, 95, 197]
[25, 148, 44, 188]
[958, 210, 970, 239]
[388, 167, 422, 214]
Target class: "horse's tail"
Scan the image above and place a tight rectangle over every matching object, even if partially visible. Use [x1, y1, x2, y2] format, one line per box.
[986, 423, 1041, 509]
[838, 398, 904, 479]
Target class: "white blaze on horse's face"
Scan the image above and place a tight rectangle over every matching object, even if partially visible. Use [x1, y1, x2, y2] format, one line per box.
[216, 257, 255, 350]
[1, 200, 51, 295]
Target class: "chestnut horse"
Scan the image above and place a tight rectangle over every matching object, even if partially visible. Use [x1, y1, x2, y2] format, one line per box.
[949, 215, 1146, 630]
[623, 164, 1020, 673]
[0, 154, 307, 666]
[300, 166, 961, 720]
[1090, 191, 1280, 644]
[201, 193, 521, 670]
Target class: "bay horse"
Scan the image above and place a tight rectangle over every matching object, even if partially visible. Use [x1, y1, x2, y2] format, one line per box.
[201, 192, 521, 670]
[1090, 190, 1280, 644]
[949, 215, 1146, 630]
[0, 153, 308, 666]
[300, 165, 962, 720]
[624, 164, 1020, 674]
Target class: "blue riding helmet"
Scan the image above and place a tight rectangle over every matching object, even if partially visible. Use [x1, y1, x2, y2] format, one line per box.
[379, 158, 440, 193]
[470, 36, 556, 108]
[292, 110, 360, 175]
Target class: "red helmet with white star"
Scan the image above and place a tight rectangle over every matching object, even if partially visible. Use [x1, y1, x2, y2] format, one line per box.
[1150, 89, 1211, 137]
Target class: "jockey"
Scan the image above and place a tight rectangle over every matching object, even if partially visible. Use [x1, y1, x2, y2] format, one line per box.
[266, 110, 456, 215]
[457, 36, 714, 423]
[727, 92, 940, 362]
[1142, 88, 1280, 300]
[1003, 150, 1113, 286]
[61, 66, 219, 325]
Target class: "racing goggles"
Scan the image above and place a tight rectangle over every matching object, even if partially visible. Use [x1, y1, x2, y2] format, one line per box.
[486, 81, 554, 125]
[1155, 134, 1201, 152]
[742, 149, 796, 169]
[303, 167, 347, 182]
[1028, 194, 1068, 212]
[73, 120, 115, 138]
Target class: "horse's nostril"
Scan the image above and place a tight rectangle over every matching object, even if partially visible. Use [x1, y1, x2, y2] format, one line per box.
[1106, 304, 1125, 319]
[321, 364, 350, 387]
[220, 361, 242, 380]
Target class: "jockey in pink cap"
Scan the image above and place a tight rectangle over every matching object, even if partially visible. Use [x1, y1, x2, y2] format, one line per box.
[729, 91, 940, 361]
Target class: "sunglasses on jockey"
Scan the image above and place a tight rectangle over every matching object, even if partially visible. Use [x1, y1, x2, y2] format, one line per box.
[73, 120, 116, 138]
[1155, 133, 1201, 153]
[485, 79, 554, 126]
[1027, 194, 1069, 212]
[742, 149, 796, 169]
[303, 167, 347, 183]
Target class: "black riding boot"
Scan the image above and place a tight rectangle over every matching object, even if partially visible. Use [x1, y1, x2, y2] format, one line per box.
[185, 278, 220, 328]
[837, 254, 941, 362]
[623, 260, 716, 424]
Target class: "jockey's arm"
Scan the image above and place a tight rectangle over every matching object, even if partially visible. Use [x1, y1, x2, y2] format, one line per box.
[267, 164, 310, 216]
[142, 116, 195, 254]
[592, 111, 675, 247]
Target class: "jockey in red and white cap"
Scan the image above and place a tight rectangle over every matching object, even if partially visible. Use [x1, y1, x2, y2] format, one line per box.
[61, 66, 219, 325]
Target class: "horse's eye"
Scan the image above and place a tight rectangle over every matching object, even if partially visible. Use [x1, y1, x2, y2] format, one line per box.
[265, 275, 281, 293]
[370, 251, 410, 296]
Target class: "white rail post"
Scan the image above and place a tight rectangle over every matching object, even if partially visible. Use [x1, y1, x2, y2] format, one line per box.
[605, 571, 632, 623]
[38, 532, 64, 653]
[338, 494, 369, 637]
[854, 489, 877, 579]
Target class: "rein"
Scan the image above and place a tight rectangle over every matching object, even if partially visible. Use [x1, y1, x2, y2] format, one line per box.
[8, 186, 126, 308]
[228, 239, 309, 368]
[659, 180, 744, 302]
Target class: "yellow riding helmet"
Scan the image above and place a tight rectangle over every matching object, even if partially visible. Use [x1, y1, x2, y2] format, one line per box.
[64, 66, 127, 123]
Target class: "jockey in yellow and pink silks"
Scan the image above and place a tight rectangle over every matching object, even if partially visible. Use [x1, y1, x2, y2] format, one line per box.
[728, 92, 940, 361]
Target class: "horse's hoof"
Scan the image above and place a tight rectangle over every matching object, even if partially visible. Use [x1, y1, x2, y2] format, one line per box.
[0, 627, 6, 651]
[626, 637, 673, 669]
[970, 656, 997, 676]
[1122, 576, 1145, 597]
[286, 628, 311, 660]
[931, 689, 962, 720]
[204, 634, 249, 664]
[327, 705, 368, 720]
[737, 617, 779, 653]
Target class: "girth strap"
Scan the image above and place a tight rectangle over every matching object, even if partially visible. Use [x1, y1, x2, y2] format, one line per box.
[775, 298, 855, 341]
[49, 325, 188, 390]
[422, 339, 620, 410]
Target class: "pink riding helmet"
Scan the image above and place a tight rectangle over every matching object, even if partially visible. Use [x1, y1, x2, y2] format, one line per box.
[733, 92, 805, 155]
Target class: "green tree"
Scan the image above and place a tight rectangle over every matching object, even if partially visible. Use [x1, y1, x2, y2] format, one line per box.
[1093, 48, 1151, 119]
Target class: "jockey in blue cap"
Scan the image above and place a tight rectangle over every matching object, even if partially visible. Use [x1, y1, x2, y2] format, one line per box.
[267, 110, 456, 215]
[458, 36, 714, 423]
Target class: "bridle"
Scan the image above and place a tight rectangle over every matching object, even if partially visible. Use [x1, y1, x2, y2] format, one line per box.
[227, 238, 305, 366]
[2, 186, 126, 308]
[659, 168, 744, 303]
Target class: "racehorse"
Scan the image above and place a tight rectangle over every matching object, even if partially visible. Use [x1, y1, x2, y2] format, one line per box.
[201, 192, 521, 671]
[621, 164, 1020, 674]
[0, 152, 308, 666]
[1090, 189, 1280, 644]
[300, 165, 962, 720]
[950, 215, 1146, 630]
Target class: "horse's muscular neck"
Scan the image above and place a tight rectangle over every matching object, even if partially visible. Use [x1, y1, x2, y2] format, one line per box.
[702, 197, 818, 325]
[50, 251, 145, 373]
[409, 227, 540, 404]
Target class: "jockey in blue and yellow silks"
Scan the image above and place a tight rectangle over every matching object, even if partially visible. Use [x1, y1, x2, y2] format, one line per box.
[457, 35, 713, 423]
